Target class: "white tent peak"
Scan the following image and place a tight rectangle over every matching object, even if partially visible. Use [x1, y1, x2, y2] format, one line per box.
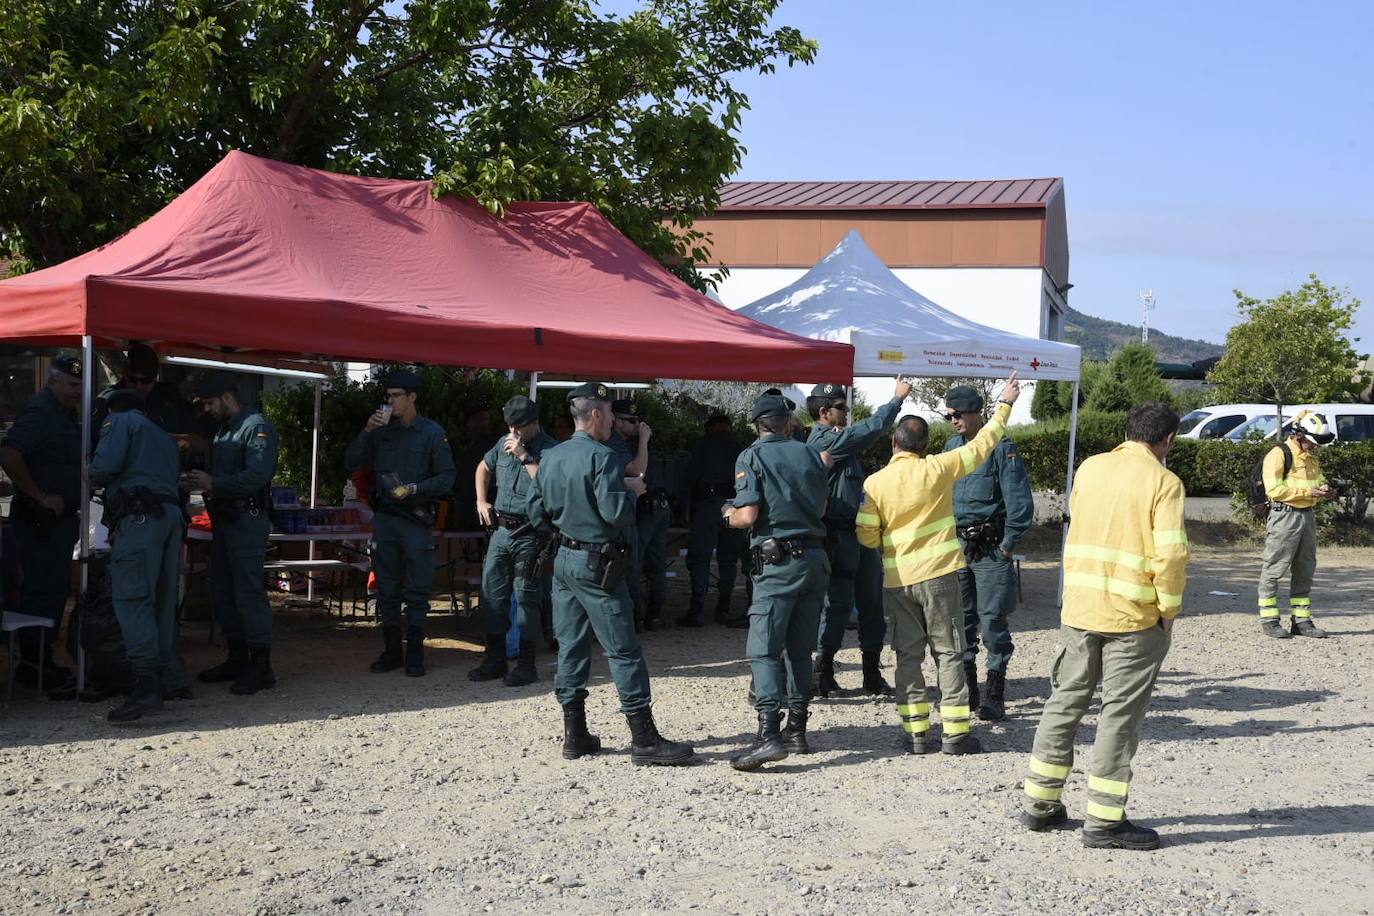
[737, 229, 1081, 382]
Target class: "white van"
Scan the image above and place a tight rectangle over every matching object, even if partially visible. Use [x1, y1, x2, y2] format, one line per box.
[1221, 404, 1374, 442]
[1177, 404, 1276, 440]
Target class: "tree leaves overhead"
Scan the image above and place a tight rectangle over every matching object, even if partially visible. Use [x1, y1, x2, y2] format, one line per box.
[1207, 275, 1370, 416]
[1, 0, 816, 281]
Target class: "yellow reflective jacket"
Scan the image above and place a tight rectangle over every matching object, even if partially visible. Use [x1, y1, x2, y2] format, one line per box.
[856, 402, 1012, 588]
[1062, 440, 1189, 632]
[1264, 437, 1325, 508]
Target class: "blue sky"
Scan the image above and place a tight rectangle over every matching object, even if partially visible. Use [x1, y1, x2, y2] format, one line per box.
[721, 0, 1374, 351]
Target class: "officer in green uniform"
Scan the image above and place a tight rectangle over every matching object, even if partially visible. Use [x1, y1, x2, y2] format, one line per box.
[607, 400, 649, 631]
[89, 389, 184, 723]
[468, 395, 558, 686]
[943, 384, 1034, 721]
[526, 382, 694, 766]
[0, 354, 84, 686]
[726, 392, 831, 772]
[680, 414, 745, 627]
[188, 371, 279, 695]
[345, 369, 455, 678]
[806, 377, 911, 696]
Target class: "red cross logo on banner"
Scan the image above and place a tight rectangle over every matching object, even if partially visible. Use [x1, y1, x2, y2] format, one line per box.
[1030, 358, 1041, 371]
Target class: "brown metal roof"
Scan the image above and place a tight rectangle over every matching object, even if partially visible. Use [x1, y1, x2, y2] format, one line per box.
[716, 178, 1062, 211]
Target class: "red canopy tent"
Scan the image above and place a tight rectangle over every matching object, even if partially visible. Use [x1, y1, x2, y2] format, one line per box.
[0, 150, 851, 380]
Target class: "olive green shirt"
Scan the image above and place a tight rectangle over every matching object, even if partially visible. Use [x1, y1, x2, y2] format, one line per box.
[207, 408, 279, 498]
[483, 430, 558, 518]
[733, 433, 829, 547]
[526, 431, 634, 544]
[344, 414, 455, 507]
[90, 410, 181, 500]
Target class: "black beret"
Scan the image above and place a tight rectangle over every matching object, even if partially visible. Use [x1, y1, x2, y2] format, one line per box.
[383, 368, 421, 392]
[809, 383, 847, 399]
[749, 394, 793, 423]
[106, 388, 147, 413]
[502, 395, 539, 427]
[944, 385, 984, 413]
[611, 399, 639, 419]
[195, 370, 240, 399]
[52, 354, 83, 379]
[566, 381, 611, 403]
[762, 387, 796, 411]
[126, 343, 160, 379]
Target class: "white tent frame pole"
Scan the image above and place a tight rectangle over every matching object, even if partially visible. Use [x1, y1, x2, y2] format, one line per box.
[528, 371, 539, 399]
[1055, 380, 1081, 608]
[306, 379, 322, 602]
[77, 335, 94, 693]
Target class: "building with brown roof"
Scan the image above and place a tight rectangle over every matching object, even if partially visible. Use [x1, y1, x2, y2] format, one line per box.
[698, 177, 1070, 355]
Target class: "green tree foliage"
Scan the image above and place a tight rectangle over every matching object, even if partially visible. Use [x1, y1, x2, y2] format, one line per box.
[1208, 275, 1370, 421]
[1109, 342, 1172, 404]
[1, 0, 816, 284]
[907, 376, 997, 414]
[1030, 379, 1065, 421]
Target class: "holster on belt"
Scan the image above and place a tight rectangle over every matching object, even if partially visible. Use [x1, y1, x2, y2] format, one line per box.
[584, 541, 627, 591]
[104, 486, 177, 530]
[377, 500, 436, 529]
[957, 519, 1005, 563]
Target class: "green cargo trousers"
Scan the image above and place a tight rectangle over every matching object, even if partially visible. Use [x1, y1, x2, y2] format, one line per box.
[886, 571, 973, 748]
[959, 551, 1017, 674]
[479, 526, 545, 635]
[550, 545, 652, 713]
[209, 511, 273, 648]
[1257, 506, 1317, 621]
[370, 511, 436, 630]
[747, 548, 829, 713]
[110, 511, 183, 674]
[1023, 622, 1171, 829]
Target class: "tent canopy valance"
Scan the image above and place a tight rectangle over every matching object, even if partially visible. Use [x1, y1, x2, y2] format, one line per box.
[736, 230, 1078, 382]
[0, 151, 852, 383]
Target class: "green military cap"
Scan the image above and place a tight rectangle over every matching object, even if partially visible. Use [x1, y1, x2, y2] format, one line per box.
[52, 354, 83, 378]
[944, 385, 984, 413]
[566, 381, 611, 403]
[611, 398, 640, 420]
[105, 388, 146, 413]
[196, 370, 240, 398]
[809, 382, 846, 399]
[762, 387, 796, 411]
[502, 395, 539, 426]
[749, 393, 793, 423]
[383, 368, 422, 392]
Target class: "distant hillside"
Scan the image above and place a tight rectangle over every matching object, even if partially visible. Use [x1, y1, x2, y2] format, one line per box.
[1063, 306, 1224, 363]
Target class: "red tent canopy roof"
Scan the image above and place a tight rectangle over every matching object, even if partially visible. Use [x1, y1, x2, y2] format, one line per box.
[0, 151, 851, 381]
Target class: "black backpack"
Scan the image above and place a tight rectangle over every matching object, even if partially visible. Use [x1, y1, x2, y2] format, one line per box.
[1246, 443, 1292, 522]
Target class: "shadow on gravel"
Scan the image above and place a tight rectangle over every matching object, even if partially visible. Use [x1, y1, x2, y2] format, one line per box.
[1153, 804, 1374, 846]
[1143, 714, 1373, 741]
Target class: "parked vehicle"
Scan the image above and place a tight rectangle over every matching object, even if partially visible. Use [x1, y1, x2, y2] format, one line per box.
[1177, 404, 1277, 440]
[1222, 404, 1374, 442]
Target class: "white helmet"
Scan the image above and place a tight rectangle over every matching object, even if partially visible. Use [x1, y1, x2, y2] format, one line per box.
[1287, 409, 1334, 444]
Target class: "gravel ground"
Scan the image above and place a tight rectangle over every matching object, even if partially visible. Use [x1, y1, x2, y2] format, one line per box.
[2, 543, 1372, 915]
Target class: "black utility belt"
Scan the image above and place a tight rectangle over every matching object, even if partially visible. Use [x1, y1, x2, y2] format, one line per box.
[752, 536, 826, 569]
[1268, 502, 1310, 514]
[495, 513, 528, 529]
[559, 535, 608, 552]
[957, 519, 1005, 541]
[558, 535, 627, 590]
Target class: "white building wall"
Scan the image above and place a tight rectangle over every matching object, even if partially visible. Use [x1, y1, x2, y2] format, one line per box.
[704, 265, 1056, 425]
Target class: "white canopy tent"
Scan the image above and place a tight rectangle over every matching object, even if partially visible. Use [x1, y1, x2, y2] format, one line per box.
[737, 230, 1085, 602]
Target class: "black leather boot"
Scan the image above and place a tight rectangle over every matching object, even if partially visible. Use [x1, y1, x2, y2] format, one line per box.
[643, 604, 662, 632]
[229, 648, 276, 695]
[467, 633, 508, 681]
[780, 704, 811, 754]
[713, 592, 733, 624]
[861, 650, 893, 695]
[677, 596, 705, 628]
[107, 670, 163, 724]
[199, 642, 249, 683]
[404, 627, 426, 677]
[963, 661, 980, 711]
[625, 709, 695, 766]
[1081, 819, 1160, 850]
[1290, 617, 1327, 638]
[503, 639, 537, 686]
[1261, 618, 1291, 639]
[731, 710, 788, 771]
[814, 651, 840, 698]
[979, 670, 1007, 721]
[561, 700, 602, 760]
[369, 625, 403, 673]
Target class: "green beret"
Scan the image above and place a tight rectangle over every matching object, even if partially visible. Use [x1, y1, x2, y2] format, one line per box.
[566, 381, 611, 403]
[195, 370, 240, 399]
[749, 394, 792, 423]
[383, 368, 421, 392]
[944, 385, 984, 413]
[52, 354, 83, 379]
[809, 383, 847, 399]
[502, 395, 539, 427]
